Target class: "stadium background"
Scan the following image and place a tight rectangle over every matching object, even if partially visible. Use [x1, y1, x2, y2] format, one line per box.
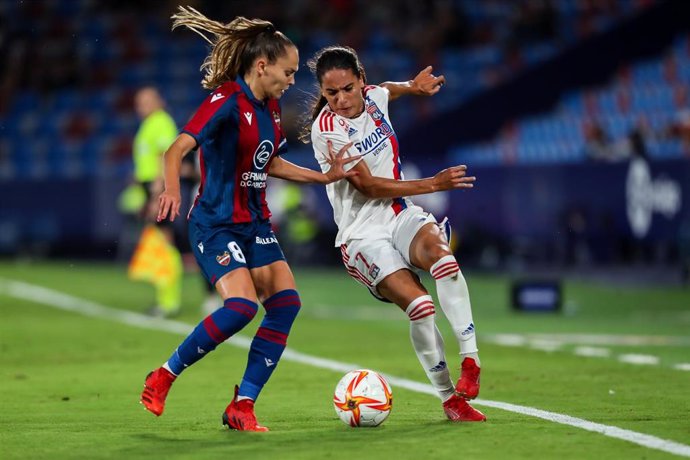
[1, 0, 689, 280]
[1, 1, 690, 459]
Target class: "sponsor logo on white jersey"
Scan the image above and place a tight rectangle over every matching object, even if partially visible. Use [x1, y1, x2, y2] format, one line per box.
[354, 124, 393, 155]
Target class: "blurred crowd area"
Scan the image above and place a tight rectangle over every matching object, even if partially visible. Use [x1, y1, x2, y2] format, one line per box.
[3, 0, 688, 180]
[0, 0, 688, 278]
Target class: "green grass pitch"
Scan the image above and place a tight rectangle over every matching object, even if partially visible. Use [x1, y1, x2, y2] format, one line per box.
[1, 261, 689, 459]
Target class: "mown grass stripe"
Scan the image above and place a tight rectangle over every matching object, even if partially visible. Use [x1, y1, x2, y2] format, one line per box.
[1, 277, 689, 458]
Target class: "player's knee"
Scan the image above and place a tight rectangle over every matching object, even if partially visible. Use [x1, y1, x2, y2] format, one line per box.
[430, 254, 460, 280]
[414, 238, 452, 271]
[263, 289, 301, 330]
[222, 297, 259, 322]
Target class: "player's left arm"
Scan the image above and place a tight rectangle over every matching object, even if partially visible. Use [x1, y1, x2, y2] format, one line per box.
[380, 66, 445, 101]
[268, 142, 360, 184]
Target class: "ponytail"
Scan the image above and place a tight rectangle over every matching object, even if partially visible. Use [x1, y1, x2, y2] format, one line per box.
[172, 6, 294, 90]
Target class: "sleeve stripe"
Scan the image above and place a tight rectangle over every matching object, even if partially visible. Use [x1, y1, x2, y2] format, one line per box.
[319, 111, 335, 132]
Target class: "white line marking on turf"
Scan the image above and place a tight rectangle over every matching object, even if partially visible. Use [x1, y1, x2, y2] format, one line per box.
[574, 346, 611, 358]
[618, 354, 661, 365]
[503, 333, 690, 347]
[2, 278, 689, 459]
[673, 363, 690, 371]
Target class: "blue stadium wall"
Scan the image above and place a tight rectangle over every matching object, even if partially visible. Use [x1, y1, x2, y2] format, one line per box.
[1, 159, 687, 263]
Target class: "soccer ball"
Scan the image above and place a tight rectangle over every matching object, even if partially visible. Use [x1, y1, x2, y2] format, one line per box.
[333, 369, 393, 427]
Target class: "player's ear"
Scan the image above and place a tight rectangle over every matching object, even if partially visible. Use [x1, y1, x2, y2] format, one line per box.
[256, 58, 267, 77]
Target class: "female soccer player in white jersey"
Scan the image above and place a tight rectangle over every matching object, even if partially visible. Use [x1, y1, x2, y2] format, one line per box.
[305, 46, 486, 422]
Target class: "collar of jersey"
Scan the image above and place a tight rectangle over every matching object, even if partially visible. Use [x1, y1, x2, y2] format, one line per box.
[237, 76, 265, 107]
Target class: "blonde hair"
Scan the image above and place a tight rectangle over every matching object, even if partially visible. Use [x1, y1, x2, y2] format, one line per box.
[172, 6, 294, 90]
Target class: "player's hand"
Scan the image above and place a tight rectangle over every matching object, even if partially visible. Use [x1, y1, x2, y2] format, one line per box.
[412, 66, 445, 96]
[323, 140, 361, 183]
[432, 165, 476, 191]
[157, 188, 181, 222]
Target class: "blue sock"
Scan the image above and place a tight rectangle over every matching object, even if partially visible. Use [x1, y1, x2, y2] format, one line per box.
[238, 289, 301, 400]
[166, 297, 258, 375]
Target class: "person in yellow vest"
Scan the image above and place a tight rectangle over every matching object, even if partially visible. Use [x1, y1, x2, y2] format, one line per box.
[128, 86, 183, 317]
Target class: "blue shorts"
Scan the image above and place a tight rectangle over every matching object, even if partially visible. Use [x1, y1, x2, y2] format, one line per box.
[188, 217, 285, 285]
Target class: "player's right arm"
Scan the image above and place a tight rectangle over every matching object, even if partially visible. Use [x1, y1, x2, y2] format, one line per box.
[349, 160, 475, 198]
[157, 133, 197, 222]
[320, 141, 475, 199]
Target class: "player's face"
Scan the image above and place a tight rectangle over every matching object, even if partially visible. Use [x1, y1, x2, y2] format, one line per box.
[259, 45, 299, 100]
[320, 68, 365, 119]
[134, 88, 161, 119]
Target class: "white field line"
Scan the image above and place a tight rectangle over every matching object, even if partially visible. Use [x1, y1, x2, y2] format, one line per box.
[311, 307, 690, 347]
[618, 354, 661, 365]
[315, 306, 689, 371]
[574, 346, 612, 358]
[1, 278, 689, 458]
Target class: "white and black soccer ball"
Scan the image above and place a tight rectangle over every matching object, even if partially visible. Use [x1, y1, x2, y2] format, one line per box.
[333, 369, 393, 427]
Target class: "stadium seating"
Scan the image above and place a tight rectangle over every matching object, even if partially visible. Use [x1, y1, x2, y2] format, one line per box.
[0, 0, 675, 178]
[451, 33, 690, 164]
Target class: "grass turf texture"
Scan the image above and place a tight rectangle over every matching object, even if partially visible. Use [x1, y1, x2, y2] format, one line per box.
[1, 260, 689, 459]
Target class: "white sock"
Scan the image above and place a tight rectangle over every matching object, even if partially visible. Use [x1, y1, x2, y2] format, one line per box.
[406, 295, 455, 401]
[431, 255, 480, 366]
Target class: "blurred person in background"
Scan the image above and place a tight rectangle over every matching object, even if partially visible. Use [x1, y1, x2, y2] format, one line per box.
[140, 7, 358, 432]
[127, 86, 184, 318]
[305, 46, 485, 423]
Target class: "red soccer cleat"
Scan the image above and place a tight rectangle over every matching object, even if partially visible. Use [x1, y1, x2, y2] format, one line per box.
[456, 357, 481, 400]
[140, 367, 176, 416]
[442, 393, 487, 422]
[222, 386, 269, 432]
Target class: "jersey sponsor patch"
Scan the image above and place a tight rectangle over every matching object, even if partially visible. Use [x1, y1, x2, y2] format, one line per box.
[211, 93, 225, 103]
[240, 171, 267, 188]
[253, 140, 273, 170]
[255, 235, 278, 245]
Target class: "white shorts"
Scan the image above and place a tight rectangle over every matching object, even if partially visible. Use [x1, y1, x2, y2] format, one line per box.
[339, 205, 443, 301]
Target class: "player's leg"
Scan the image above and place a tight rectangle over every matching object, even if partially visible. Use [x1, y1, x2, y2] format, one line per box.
[376, 268, 485, 422]
[219, 221, 299, 431]
[375, 270, 455, 403]
[140, 223, 259, 416]
[217, 261, 299, 432]
[408, 222, 481, 400]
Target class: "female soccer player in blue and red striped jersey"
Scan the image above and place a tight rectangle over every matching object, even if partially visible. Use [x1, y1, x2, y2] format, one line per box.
[139, 7, 358, 432]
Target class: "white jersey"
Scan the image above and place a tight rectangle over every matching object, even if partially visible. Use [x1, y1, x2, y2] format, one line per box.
[311, 85, 413, 246]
